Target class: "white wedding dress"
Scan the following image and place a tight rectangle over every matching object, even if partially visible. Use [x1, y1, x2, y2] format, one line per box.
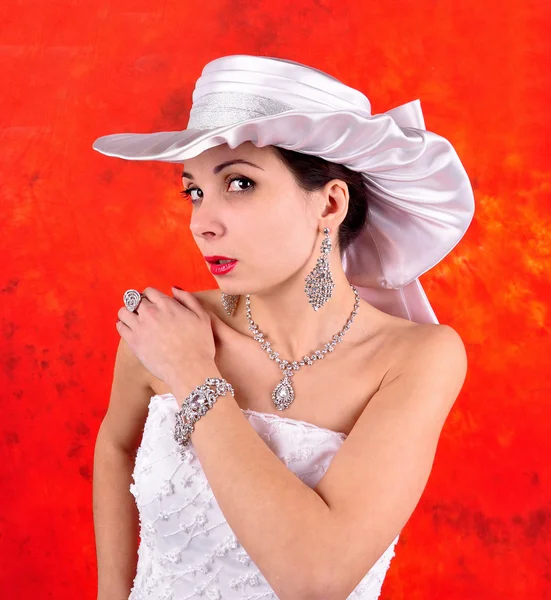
[128, 393, 400, 599]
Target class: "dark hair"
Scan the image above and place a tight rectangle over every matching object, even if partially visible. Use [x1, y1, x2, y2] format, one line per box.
[272, 147, 371, 259]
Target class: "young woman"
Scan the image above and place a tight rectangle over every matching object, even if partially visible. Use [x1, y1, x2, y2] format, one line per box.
[92, 55, 474, 599]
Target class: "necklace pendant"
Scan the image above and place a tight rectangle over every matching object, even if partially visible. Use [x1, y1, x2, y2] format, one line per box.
[272, 372, 295, 411]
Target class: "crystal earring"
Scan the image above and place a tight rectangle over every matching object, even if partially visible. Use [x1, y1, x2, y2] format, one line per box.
[221, 292, 240, 316]
[304, 227, 335, 311]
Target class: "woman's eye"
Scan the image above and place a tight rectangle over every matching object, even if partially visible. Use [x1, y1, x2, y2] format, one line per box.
[180, 188, 203, 202]
[179, 176, 255, 204]
[179, 187, 202, 203]
[228, 176, 255, 192]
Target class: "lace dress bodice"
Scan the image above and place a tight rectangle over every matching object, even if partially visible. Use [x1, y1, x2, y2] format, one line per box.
[128, 393, 400, 599]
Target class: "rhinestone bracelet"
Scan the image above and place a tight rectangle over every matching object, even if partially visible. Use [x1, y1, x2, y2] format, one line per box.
[173, 377, 235, 452]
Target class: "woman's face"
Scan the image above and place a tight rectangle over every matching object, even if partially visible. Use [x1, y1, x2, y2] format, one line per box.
[182, 142, 323, 295]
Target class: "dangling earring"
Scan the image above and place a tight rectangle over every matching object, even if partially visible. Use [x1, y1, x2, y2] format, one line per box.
[304, 227, 335, 311]
[221, 292, 240, 316]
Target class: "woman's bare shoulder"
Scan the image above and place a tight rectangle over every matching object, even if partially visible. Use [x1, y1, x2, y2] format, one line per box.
[365, 303, 465, 385]
[380, 313, 466, 386]
[191, 288, 223, 312]
[190, 288, 243, 334]
[99, 337, 156, 454]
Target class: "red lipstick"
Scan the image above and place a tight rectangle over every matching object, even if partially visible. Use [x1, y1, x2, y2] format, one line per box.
[204, 255, 238, 276]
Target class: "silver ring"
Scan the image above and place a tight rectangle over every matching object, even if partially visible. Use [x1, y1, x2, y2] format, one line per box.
[123, 289, 145, 313]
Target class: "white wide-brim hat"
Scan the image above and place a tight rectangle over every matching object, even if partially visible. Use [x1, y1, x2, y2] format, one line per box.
[92, 54, 475, 324]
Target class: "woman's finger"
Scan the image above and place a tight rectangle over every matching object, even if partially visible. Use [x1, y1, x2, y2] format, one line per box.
[142, 286, 169, 304]
[133, 295, 154, 315]
[115, 318, 133, 341]
[171, 287, 207, 319]
[118, 305, 140, 328]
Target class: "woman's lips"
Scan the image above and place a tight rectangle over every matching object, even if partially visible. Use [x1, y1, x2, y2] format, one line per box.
[208, 259, 238, 275]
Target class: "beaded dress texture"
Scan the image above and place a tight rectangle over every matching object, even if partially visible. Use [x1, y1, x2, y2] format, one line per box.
[128, 393, 400, 599]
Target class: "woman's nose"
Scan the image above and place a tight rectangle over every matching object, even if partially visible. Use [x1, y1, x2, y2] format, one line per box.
[189, 206, 224, 239]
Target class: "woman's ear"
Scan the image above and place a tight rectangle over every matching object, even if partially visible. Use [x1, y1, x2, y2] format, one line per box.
[319, 179, 349, 223]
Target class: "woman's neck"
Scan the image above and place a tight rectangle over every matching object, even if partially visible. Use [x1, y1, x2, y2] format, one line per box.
[232, 270, 363, 360]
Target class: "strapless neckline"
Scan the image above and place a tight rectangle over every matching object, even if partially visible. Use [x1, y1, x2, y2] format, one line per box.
[151, 393, 348, 440]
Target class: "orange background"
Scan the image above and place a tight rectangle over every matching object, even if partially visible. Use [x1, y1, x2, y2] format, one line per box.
[1, 1, 550, 598]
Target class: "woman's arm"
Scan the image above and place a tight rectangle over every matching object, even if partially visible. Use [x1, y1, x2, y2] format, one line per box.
[93, 337, 152, 600]
[169, 323, 467, 600]
[93, 429, 140, 600]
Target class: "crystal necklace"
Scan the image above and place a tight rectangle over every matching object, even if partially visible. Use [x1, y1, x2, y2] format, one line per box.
[245, 283, 360, 411]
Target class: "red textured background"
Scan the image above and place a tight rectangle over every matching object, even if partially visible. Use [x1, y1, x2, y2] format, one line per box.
[1, 1, 550, 598]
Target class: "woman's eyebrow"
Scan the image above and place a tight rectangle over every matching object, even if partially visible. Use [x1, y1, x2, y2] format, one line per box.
[181, 159, 265, 180]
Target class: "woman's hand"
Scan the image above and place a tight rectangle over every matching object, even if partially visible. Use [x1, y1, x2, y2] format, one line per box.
[116, 286, 216, 390]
